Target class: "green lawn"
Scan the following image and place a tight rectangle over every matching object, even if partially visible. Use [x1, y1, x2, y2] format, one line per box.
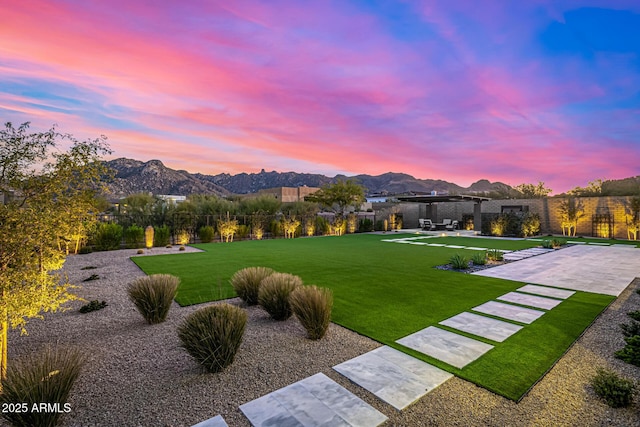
[132, 233, 613, 400]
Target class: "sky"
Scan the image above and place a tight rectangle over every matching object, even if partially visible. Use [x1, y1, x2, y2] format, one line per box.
[1, 1, 639, 194]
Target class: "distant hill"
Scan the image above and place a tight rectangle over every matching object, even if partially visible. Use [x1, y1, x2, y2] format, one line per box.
[102, 157, 519, 198]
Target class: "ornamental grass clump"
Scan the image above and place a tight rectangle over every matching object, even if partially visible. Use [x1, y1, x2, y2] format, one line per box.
[290, 285, 333, 340]
[230, 267, 275, 305]
[127, 274, 179, 324]
[487, 249, 504, 261]
[178, 303, 247, 373]
[591, 368, 636, 408]
[258, 272, 303, 320]
[449, 253, 469, 270]
[0, 346, 86, 427]
[471, 252, 487, 265]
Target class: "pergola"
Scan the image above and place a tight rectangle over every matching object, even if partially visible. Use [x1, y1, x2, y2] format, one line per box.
[395, 195, 491, 231]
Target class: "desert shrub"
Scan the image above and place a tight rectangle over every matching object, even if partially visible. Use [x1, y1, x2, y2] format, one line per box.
[79, 300, 107, 313]
[177, 303, 247, 373]
[316, 216, 331, 235]
[198, 225, 215, 243]
[358, 218, 374, 232]
[136, 249, 144, 254]
[92, 222, 123, 251]
[123, 225, 145, 249]
[487, 249, 504, 261]
[258, 273, 303, 320]
[175, 229, 190, 245]
[520, 212, 541, 237]
[542, 238, 567, 249]
[0, 346, 85, 427]
[628, 310, 640, 322]
[449, 253, 469, 270]
[179, 246, 186, 251]
[153, 225, 171, 247]
[127, 274, 179, 324]
[230, 267, 275, 305]
[616, 335, 640, 366]
[619, 320, 640, 338]
[290, 286, 333, 340]
[269, 219, 282, 238]
[236, 224, 251, 240]
[471, 252, 487, 265]
[591, 368, 636, 407]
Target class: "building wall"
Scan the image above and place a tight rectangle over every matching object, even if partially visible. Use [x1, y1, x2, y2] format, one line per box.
[256, 186, 320, 203]
[398, 196, 638, 239]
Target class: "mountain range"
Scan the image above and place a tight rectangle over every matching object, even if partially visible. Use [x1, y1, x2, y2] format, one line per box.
[103, 158, 515, 198]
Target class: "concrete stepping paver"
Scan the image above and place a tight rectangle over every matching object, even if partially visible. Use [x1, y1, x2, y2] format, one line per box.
[239, 373, 387, 427]
[333, 346, 452, 410]
[439, 312, 523, 343]
[497, 292, 563, 310]
[472, 301, 545, 324]
[517, 284, 575, 299]
[396, 326, 494, 369]
[192, 415, 228, 427]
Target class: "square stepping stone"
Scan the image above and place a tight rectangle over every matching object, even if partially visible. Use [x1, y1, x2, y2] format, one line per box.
[439, 312, 522, 342]
[497, 292, 563, 310]
[334, 346, 452, 410]
[192, 415, 228, 427]
[472, 301, 545, 324]
[396, 326, 494, 369]
[239, 373, 387, 427]
[517, 284, 575, 300]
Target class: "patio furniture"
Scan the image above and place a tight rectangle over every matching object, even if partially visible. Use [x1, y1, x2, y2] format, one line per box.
[445, 220, 459, 231]
[419, 219, 435, 230]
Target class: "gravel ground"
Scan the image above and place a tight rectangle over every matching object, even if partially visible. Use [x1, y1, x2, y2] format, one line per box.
[4, 246, 640, 427]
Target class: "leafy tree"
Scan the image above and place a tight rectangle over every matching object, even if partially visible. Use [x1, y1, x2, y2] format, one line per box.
[305, 179, 365, 217]
[567, 179, 603, 197]
[0, 122, 110, 386]
[514, 182, 552, 198]
[559, 197, 585, 237]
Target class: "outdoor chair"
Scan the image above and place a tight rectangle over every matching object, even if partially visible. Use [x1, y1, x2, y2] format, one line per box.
[445, 220, 459, 231]
[419, 219, 435, 230]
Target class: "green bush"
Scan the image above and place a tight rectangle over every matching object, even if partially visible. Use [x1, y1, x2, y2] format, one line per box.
[258, 272, 303, 320]
[628, 310, 640, 322]
[177, 303, 247, 373]
[230, 266, 275, 305]
[93, 222, 123, 251]
[0, 346, 86, 427]
[79, 300, 107, 313]
[123, 225, 144, 249]
[449, 253, 469, 270]
[153, 225, 171, 247]
[619, 320, 640, 338]
[198, 226, 215, 243]
[290, 285, 333, 340]
[358, 218, 374, 232]
[127, 274, 179, 324]
[236, 224, 251, 240]
[616, 335, 640, 366]
[520, 213, 541, 237]
[591, 368, 636, 407]
[541, 238, 567, 249]
[316, 216, 331, 235]
[471, 252, 487, 265]
[487, 249, 504, 261]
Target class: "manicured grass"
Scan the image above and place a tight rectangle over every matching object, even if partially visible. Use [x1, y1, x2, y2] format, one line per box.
[132, 233, 613, 400]
[527, 236, 640, 247]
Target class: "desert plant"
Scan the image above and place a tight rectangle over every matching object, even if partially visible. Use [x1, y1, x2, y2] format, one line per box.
[230, 267, 275, 305]
[79, 300, 107, 313]
[290, 286, 333, 340]
[153, 225, 171, 247]
[359, 218, 374, 232]
[615, 335, 640, 366]
[92, 222, 123, 251]
[471, 252, 487, 265]
[218, 213, 239, 242]
[619, 320, 640, 338]
[136, 249, 144, 254]
[179, 246, 186, 251]
[175, 229, 190, 245]
[144, 225, 154, 249]
[177, 303, 247, 373]
[449, 253, 469, 270]
[127, 274, 179, 324]
[520, 212, 541, 237]
[123, 225, 144, 249]
[487, 249, 504, 261]
[0, 346, 86, 427]
[628, 310, 640, 322]
[198, 225, 215, 243]
[591, 368, 635, 408]
[258, 273, 303, 320]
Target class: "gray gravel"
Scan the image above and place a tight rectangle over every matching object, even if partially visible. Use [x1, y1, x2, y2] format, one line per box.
[4, 247, 640, 427]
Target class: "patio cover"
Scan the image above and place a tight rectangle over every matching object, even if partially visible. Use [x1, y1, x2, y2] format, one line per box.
[396, 195, 490, 231]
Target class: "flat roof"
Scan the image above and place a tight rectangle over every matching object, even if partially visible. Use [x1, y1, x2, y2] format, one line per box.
[396, 195, 491, 203]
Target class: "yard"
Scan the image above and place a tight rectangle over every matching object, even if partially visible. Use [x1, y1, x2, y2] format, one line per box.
[133, 233, 613, 401]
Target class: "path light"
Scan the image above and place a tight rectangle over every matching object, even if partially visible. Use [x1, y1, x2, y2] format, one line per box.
[456, 232, 460, 236]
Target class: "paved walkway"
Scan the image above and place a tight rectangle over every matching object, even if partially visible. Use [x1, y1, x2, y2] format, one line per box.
[473, 245, 640, 296]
